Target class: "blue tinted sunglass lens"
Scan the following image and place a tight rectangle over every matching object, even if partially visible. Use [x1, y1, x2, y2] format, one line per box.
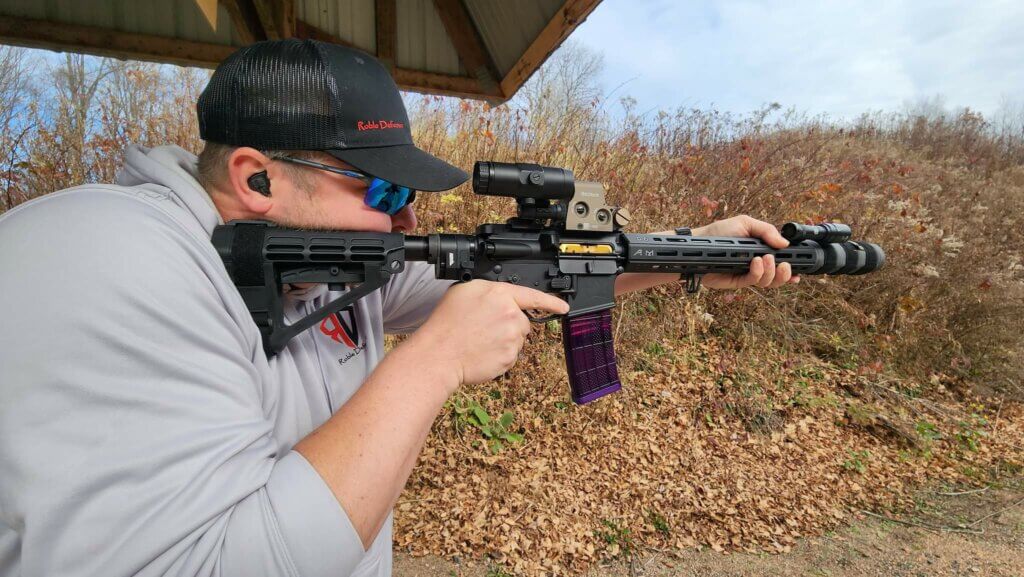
[365, 179, 389, 207]
[366, 179, 412, 215]
[384, 187, 412, 215]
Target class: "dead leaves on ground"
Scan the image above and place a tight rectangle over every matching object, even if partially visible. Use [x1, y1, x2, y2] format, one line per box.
[394, 337, 1023, 575]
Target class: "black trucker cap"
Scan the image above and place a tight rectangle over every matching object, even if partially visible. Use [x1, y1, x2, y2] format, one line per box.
[197, 39, 468, 192]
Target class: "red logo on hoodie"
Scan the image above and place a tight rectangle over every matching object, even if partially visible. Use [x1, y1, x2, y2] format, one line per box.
[319, 306, 360, 348]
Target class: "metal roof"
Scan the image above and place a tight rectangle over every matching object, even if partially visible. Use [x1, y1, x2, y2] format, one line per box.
[0, 0, 602, 101]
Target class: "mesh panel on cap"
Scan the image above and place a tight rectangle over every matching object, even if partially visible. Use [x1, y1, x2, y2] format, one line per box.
[198, 39, 346, 150]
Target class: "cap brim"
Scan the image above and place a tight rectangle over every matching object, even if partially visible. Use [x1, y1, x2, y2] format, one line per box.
[325, 144, 468, 192]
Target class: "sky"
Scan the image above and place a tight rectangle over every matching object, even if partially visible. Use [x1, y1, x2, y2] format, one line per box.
[568, 0, 1024, 121]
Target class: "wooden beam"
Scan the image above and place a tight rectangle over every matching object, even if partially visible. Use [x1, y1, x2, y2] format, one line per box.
[288, 19, 495, 99]
[432, 0, 501, 97]
[219, 0, 265, 44]
[289, 17, 500, 101]
[0, 15, 236, 69]
[288, 20, 496, 100]
[0, 14, 507, 101]
[375, 0, 396, 71]
[293, 20, 355, 47]
[251, 0, 293, 40]
[251, 0, 280, 39]
[278, 0, 295, 38]
[393, 67, 497, 100]
[499, 0, 601, 99]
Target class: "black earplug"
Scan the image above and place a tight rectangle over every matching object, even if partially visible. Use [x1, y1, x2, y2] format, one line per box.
[247, 171, 272, 196]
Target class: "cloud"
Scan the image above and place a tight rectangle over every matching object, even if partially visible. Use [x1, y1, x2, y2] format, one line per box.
[570, 0, 1024, 119]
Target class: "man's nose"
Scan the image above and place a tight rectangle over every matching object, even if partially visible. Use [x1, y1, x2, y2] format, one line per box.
[390, 205, 417, 233]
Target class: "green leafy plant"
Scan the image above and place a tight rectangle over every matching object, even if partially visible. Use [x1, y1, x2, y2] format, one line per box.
[845, 402, 877, 427]
[954, 415, 988, 452]
[594, 518, 635, 559]
[647, 509, 671, 537]
[842, 449, 871, 474]
[451, 396, 524, 454]
[645, 341, 668, 357]
[915, 420, 941, 441]
[960, 464, 984, 480]
[793, 365, 825, 380]
[485, 565, 513, 577]
[635, 340, 671, 371]
[786, 380, 839, 410]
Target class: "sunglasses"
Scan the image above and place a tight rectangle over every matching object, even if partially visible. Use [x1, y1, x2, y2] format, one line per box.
[271, 155, 417, 215]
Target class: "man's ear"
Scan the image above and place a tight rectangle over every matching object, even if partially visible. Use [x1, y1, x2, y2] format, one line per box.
[225, 147, 275, 215]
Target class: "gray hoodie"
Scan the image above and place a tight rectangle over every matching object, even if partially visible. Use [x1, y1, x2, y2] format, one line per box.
[0, 145, 453, 576]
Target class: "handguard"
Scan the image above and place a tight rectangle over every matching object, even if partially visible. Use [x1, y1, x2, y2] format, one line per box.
[562, 308, 622, 404]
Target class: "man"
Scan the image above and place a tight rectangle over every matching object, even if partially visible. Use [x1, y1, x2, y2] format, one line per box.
[0, 39, 797, 576]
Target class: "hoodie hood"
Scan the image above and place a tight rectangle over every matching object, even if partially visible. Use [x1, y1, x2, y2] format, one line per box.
[116, 144, 224, 237]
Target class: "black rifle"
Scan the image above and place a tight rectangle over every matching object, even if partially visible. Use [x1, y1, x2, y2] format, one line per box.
[213, 161, 884, 404]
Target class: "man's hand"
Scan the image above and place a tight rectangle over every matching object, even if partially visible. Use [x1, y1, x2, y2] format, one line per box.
[296, 281, 565, 551]
[691, 215, 801, 290]
[417, 280, 570, 388]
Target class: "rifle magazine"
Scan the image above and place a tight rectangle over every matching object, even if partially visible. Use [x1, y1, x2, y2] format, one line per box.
[562, 308, 622, 404]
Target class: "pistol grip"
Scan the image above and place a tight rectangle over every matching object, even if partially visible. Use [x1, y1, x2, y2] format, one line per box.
[561, 308, 622, 404]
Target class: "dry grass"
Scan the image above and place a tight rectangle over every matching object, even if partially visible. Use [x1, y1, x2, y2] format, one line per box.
[406, 86, 1024, 396]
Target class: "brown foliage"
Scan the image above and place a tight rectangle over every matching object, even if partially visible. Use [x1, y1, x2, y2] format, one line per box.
[398, 331, 1022, 574]
[0, 51, 205, 207]
[406, 87, 1024, 394]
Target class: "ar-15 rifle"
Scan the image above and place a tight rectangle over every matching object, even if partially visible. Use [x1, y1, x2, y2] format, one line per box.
[212, 161, 885, 404]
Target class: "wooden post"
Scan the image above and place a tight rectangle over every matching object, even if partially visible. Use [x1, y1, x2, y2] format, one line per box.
[375, 0, 396, 72]
[219, 0, 265, 44]
[251, 0, 294, 40]
[432, 0, 501, 98]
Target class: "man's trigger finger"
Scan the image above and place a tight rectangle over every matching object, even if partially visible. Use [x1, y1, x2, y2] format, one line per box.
[508, 285, 569, 314]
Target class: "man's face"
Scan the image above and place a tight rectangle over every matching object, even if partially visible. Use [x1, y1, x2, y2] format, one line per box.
[263, 153, 418, 235]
